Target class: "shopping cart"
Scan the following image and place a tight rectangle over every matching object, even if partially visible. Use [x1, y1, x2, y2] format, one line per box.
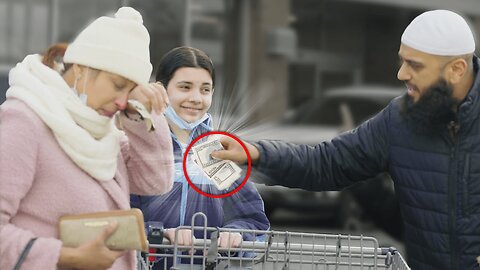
[141, 212, 410, 270]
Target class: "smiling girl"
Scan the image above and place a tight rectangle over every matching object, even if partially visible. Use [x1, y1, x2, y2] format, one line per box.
[131, 46, 269, 269]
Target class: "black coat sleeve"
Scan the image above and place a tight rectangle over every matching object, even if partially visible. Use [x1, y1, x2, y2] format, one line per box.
[253, 103, 392, 191]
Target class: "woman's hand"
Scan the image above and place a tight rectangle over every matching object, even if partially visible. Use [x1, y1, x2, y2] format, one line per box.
[57, 222, 125, 270]
[211, 136, 260, 165]
[218, 232, 242, 248]
[128, 82, 169, 114]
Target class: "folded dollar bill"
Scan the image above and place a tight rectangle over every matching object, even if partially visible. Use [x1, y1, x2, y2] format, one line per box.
[127, 99, 156, 132]
[191, 138, 242, 190]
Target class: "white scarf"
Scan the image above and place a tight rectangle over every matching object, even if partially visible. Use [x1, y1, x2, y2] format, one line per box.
[6, 54, 122, 181]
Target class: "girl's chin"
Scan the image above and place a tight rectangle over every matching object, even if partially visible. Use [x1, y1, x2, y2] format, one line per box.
[183, 117, 200, 123]
[179, 112, 205, 123]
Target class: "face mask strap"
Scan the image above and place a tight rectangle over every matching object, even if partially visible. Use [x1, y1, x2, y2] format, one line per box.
[73, 75, 80, 93]
[79, 68, 90, 105]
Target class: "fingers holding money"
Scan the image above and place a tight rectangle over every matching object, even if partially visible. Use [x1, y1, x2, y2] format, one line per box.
[126, 100, 156, 131]
[128, 84, 151, 112]
[211, 136, 260, 165]
[191, 138, 242, 190]
[129, 82, 169, 114]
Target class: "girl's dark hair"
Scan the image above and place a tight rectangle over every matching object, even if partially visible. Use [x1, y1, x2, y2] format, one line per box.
[155, 46, 215, 87]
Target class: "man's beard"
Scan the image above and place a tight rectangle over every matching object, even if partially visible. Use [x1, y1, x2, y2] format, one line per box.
[400, 79, 458, 136]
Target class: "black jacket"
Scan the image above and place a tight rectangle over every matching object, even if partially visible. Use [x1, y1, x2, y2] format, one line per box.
[254, 58, 480, 269]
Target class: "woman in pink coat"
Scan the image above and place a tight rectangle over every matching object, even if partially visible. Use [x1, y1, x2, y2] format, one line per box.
[0, 7, 174, 270]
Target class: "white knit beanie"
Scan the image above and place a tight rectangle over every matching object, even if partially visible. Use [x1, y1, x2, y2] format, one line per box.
[401, 10, 476, 56]
[64, 7, 152, 86]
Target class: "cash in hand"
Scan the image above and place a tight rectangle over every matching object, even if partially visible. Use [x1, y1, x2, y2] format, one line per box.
[127, 99, 156, 132]
[191, 138, 242, 190]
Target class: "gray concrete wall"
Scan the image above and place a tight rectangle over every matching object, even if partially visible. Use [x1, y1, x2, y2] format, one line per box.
[248, 0, 290, 122]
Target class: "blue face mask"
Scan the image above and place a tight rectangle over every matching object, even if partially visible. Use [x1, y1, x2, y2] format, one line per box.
[71, 68, 89, 105]
[164, 105, 210, 131]
[71, 87, 87, 105]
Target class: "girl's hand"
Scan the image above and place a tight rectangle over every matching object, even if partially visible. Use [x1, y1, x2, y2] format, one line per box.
[218, 232, 242, 248]
[164, 228, 196, 246]
[164, 228, 196, 254]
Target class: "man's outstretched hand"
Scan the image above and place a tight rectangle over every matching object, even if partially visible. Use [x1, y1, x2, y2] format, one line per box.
[211, 136, 260, 165]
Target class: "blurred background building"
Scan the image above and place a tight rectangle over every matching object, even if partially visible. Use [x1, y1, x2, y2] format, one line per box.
[2, 0, 479, 114]
[2, 0, 480, 251]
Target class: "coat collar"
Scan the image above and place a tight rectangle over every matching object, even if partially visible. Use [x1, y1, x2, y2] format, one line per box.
[171, 116, 213, 162]
[458, 56, 480, 124]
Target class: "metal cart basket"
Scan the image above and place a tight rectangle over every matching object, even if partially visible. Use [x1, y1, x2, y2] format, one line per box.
[142, 212, 409, 270]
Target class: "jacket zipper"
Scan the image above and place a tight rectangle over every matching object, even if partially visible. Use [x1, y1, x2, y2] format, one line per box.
[462, 154, 470, 217]
[448, 121, 460, 270]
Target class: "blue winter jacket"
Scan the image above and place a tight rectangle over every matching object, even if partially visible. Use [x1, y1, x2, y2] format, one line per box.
[131, 117, 270, 249]
[252, 58, 480, 270]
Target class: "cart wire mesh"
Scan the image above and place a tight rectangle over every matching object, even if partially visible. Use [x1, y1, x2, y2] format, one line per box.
[142, 212, 409, 270]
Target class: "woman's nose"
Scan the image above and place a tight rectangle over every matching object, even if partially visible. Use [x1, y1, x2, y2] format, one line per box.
[115, 93, 129, 110]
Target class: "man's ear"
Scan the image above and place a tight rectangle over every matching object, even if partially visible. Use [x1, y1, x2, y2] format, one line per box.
[445, 58, 468, 84]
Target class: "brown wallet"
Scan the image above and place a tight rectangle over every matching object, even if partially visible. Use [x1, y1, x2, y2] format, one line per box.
[59, 208, 148, 252]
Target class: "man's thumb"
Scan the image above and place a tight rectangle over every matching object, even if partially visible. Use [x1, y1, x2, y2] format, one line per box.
[211, 150, 228, 160]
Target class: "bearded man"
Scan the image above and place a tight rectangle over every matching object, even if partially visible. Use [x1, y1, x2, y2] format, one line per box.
[212, 10, 480, 270]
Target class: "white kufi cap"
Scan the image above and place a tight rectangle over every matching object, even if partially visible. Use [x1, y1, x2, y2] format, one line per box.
[401, 10, 476, 56]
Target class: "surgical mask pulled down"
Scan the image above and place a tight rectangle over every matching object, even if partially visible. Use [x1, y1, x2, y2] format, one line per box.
[164, 105, 210, 131]
[71, 68, 89, 105]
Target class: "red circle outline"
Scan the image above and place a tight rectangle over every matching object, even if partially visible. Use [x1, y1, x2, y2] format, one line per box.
[182, 131, 252, 198]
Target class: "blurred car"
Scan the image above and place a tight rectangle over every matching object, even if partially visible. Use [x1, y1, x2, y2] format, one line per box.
[239, 85, 404, 239]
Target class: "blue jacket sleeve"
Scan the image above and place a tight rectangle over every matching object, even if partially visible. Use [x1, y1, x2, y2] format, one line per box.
[130, 194, 142, 209]
[254, 103, 392, 191]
